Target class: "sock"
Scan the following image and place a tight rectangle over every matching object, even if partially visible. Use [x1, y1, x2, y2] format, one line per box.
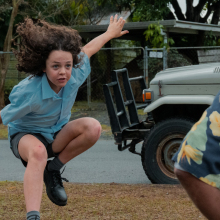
[26, 211, 40, 220]
[48, 156, 64, 171]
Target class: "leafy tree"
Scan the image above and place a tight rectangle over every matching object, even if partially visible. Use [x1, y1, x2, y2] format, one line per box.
[131, 0, 171, 22]
[82, 0, 116, 25]
[204, 31, 220, 46]
[144, 23, 174, 48]
[0, 0, 22, 109]
[0, 0, 85, 108]
[110, 0, 220, 25]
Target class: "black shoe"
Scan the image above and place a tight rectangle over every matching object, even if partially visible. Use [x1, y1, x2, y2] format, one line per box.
[44, 160, 69, 206]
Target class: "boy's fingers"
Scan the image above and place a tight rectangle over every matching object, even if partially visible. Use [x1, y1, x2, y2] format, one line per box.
[110, 15, 113, 24]
[114, 14, 118, 22]
[120, 19, 125, 26]
[120, 30, 129, 36]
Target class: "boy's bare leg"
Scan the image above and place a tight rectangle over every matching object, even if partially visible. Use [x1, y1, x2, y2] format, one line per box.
[52, 117, 101, 164]
[174, 168, 220, 220]
[18, 135, 47, 212]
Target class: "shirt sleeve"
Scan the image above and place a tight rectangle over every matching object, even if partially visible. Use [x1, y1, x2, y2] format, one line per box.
[1, 85, 35, 125]
[72, 52, 91, 87]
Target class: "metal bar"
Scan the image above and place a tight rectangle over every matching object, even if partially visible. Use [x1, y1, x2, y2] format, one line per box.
[145, 48, 164, 51]
[103, 85, 121, 133]
[100, 47, 144, 50]
[129, 76, 144, 81]
[87, 72, 91, 108]
[124, 100, 133, 106]
[143, 46, 146, 80]
[163, 47, 166, 70]
[0, 51, 13, 54]
[145, 46, 148, 85]
[165, 48, 168, 69]
[170, 46, 220, 49]
[136, 104, 148, 109]
[112, 70, 130, 129]
[143, 46, 220, 50]
[118, 144, 130, 151]
[113, 68, 127, 74]
[130, 123, 141, 127]
[107, 81, 117, 87]
[117, 110, 124, 116]
[121, 69, 140, 125]
[163, 46, 167, 70]
[118, 140, 140, 151]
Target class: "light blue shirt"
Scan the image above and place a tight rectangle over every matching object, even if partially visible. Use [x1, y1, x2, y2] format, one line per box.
[1, 53, 91, 144]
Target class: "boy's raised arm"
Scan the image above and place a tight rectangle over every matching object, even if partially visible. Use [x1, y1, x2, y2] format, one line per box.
[82, 15, 129, 59]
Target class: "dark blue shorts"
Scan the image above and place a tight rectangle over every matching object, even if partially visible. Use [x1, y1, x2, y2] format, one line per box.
[10, 131, 60, 167]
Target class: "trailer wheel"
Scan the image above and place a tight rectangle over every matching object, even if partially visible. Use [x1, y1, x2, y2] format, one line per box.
[141, 118, 194, 184]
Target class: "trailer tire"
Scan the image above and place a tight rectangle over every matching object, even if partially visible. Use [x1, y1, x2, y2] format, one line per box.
[141, 118, 194, 184]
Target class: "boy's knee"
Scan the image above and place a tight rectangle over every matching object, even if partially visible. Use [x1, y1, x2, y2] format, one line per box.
[29, 144, 47, 164]
[86, 118, 102, 141]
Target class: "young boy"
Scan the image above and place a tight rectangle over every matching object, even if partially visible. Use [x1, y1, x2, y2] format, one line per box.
[0, 15, 128, 220]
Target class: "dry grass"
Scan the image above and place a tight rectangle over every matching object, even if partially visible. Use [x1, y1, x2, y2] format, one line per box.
[137, 109, 146, 116]
[101, 124, 112, 137]
[0, 124, 8, 139]
[0, 181, 206, 220]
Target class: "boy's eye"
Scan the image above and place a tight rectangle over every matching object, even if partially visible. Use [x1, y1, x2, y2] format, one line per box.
[66, 64, 71, 68]
[53, 65, 59, 69]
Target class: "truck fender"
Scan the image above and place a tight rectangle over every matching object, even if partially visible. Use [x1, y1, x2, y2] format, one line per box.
[143, 95, 215, 113]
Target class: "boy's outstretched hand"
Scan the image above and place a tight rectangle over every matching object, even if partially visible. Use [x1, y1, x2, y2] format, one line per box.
[82, 14, 129, 58]
[106, 15, 129, 39]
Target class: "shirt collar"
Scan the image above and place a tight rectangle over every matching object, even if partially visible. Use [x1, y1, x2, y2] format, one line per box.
[42, 73, 77, 100]
[42, 74, 55, 100]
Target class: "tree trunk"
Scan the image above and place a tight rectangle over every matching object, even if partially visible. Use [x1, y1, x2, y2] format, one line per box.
[211, 2, 220, 25]
[185, 0, 194, 21]
[170, 0, 185, 21]
[0, 0, 20, 109]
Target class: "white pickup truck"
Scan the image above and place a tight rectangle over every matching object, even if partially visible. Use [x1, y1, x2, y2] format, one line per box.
[103, 63, 220, 184]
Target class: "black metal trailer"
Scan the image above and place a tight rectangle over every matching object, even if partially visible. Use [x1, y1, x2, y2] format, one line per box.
[103, 68, 150, 154]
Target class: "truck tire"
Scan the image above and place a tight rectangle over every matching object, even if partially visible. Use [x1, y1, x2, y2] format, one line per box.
[141, 118, 194, 184]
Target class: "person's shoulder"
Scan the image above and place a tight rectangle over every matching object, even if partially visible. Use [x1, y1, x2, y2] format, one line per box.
[11, 75, 42, 98]
[17, 75, 41, 88]
[74, 52, 89, 68]
[80, 52, 89, 65]
[71, 52, 91, 82]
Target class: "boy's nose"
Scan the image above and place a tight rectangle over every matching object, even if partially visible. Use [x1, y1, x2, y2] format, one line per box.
[59, 67, 66, 74]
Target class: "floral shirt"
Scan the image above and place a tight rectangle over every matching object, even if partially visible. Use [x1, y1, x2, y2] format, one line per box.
[173, 90, 220, 188]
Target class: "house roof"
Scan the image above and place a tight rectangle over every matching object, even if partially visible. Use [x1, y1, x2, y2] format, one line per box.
[74, 19, 220, 41]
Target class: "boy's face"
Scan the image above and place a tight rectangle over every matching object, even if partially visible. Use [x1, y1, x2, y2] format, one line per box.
[44, 50, 73, 93]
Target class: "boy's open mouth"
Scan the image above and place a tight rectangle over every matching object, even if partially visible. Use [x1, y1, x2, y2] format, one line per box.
[58, 78, 66, 82]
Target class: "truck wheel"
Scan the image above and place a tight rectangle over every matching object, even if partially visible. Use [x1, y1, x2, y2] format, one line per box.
[141, 118, 194, 184]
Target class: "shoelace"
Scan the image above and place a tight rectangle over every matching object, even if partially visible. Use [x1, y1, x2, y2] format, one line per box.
[52, 166, 69, 187]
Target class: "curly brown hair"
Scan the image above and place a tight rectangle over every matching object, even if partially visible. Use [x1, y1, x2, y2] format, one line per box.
[13, 18, 83, 76]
